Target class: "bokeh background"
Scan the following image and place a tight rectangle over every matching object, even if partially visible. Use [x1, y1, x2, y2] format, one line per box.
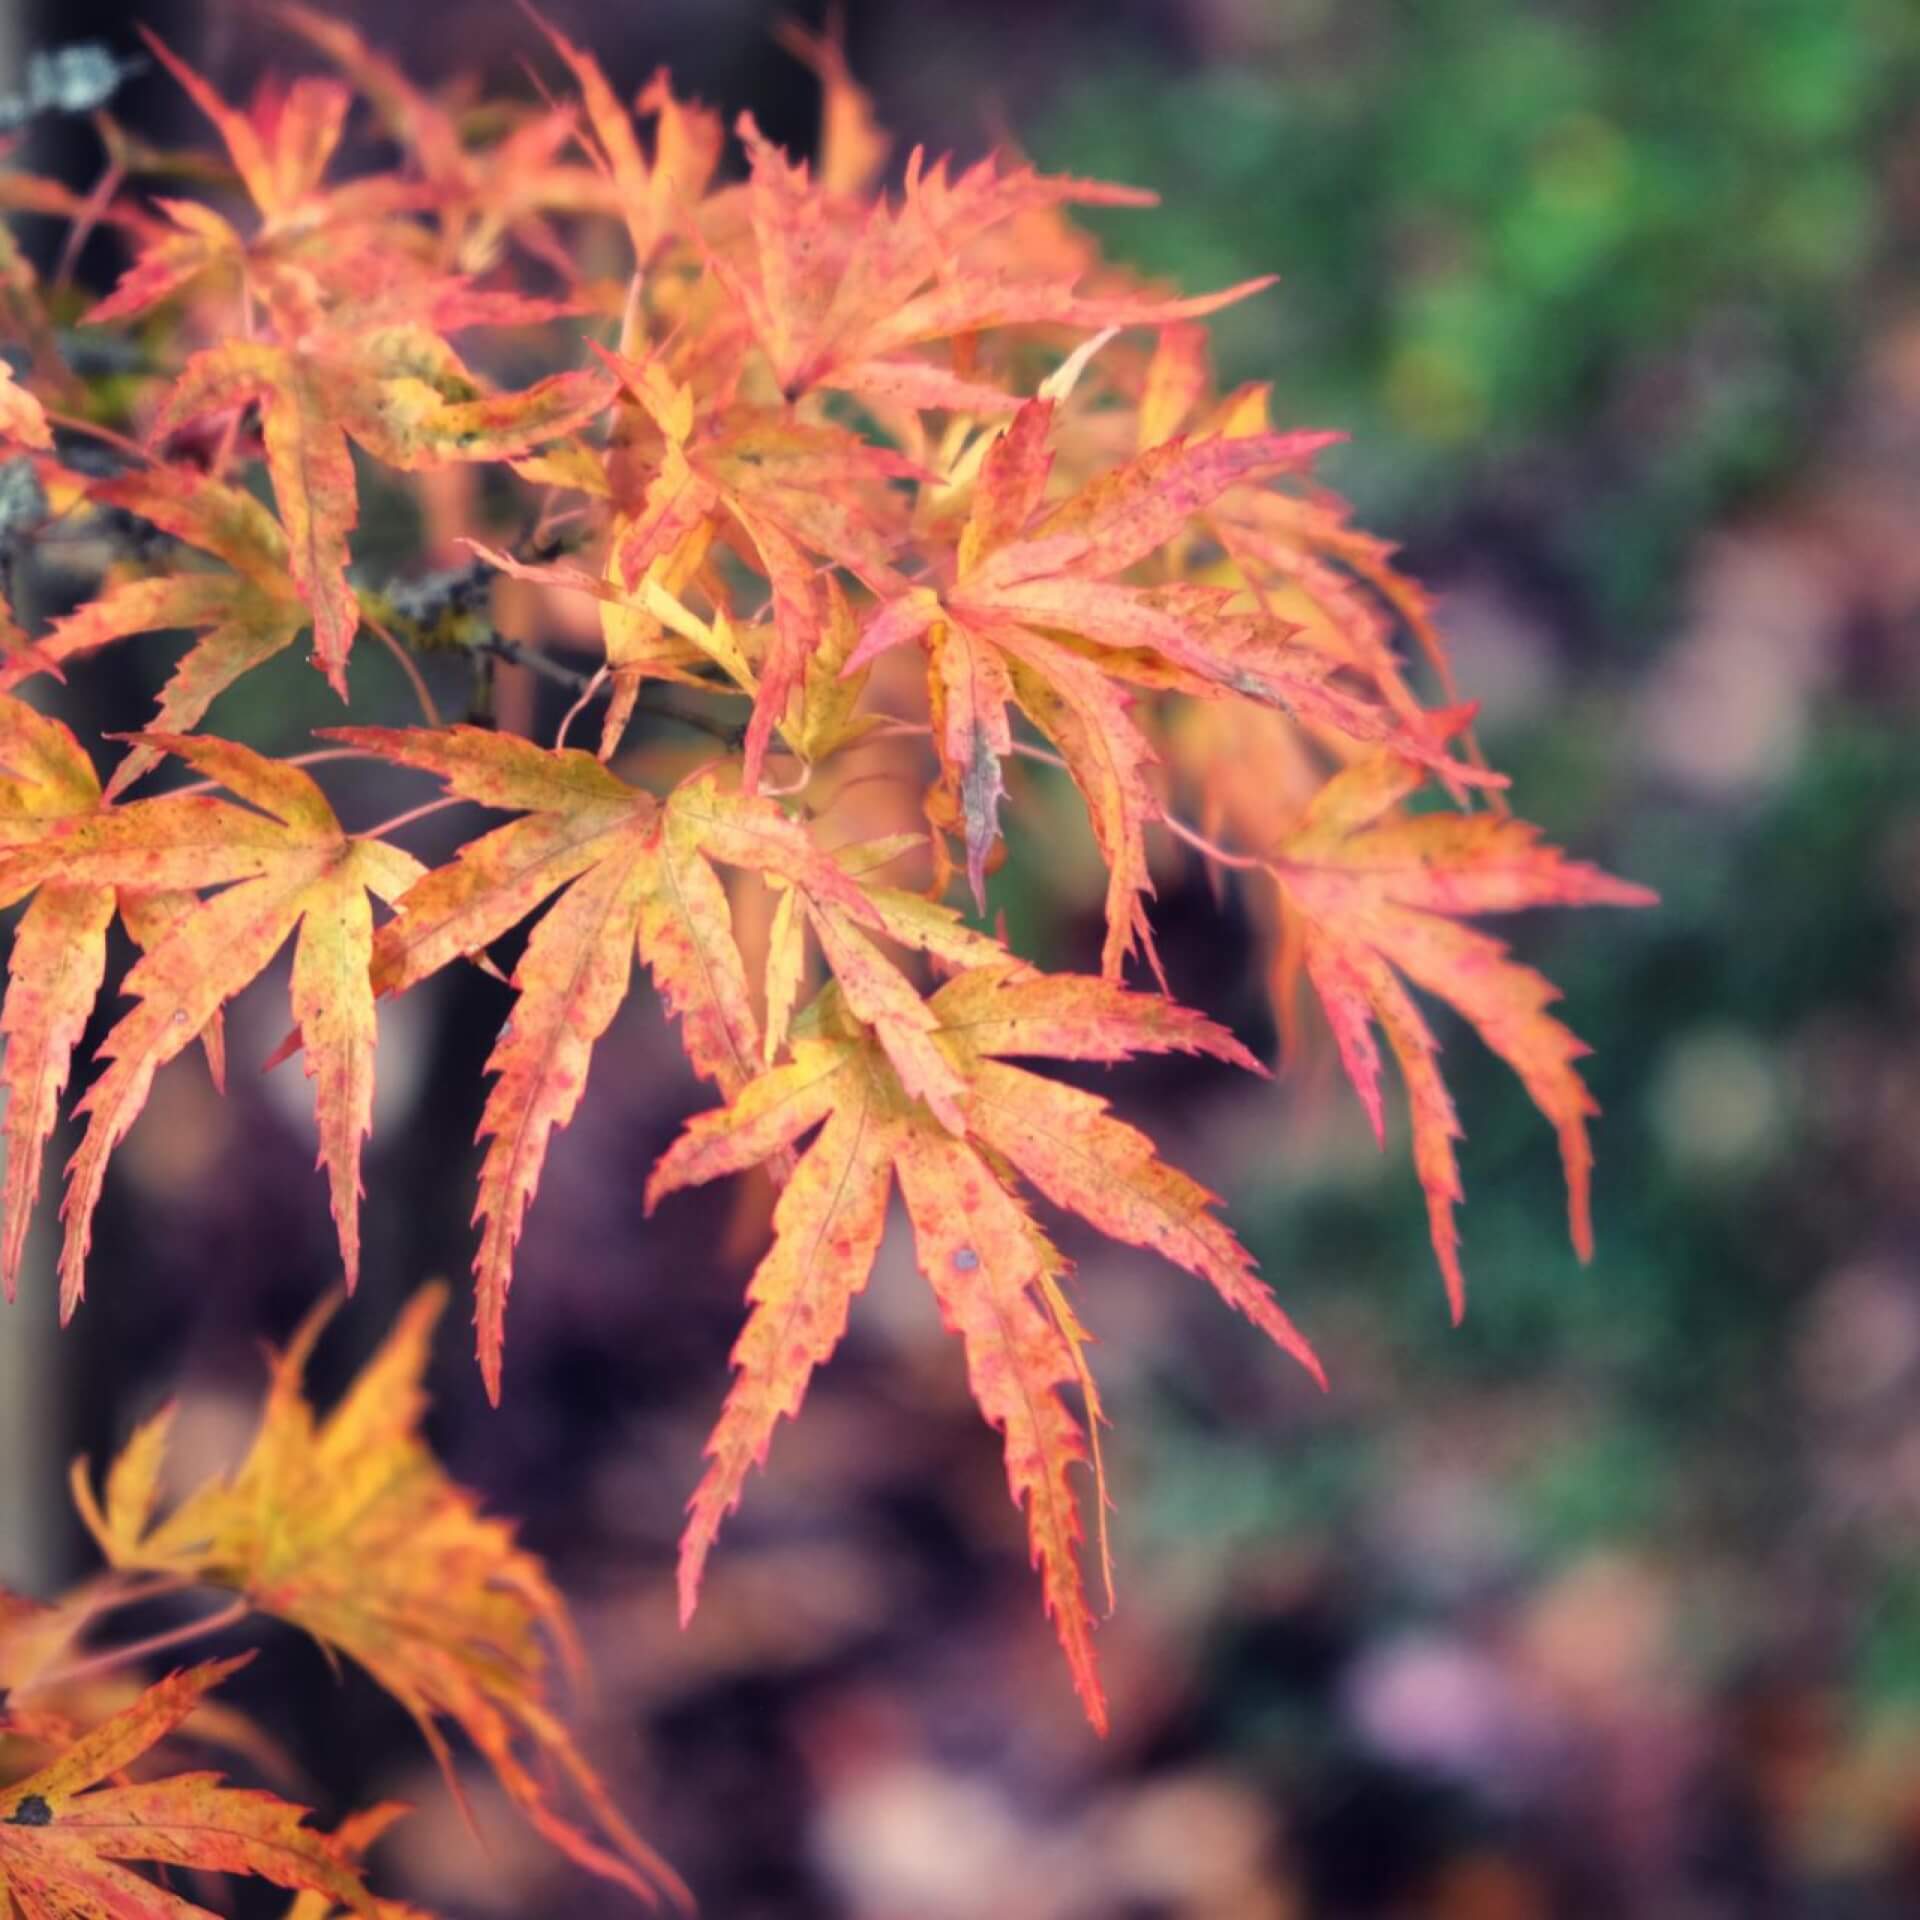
[5, 1, 1920, 1914]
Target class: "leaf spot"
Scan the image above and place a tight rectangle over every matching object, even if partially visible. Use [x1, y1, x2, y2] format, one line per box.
[6, 1794, 52, 1826]
[950, 1246, 979, 1272]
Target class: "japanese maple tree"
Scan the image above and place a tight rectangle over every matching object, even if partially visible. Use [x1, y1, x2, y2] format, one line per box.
[0, 10, 1652, 1907]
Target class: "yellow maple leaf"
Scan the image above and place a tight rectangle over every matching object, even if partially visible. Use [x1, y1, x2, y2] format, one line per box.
[70, 1286, 689, 1910]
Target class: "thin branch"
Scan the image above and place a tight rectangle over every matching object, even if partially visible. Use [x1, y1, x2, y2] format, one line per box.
[869, 722, 1270, 874]
[53, 157, 125, 293]
[56, 1570, 195, 1630]
[479, 629, 597, 690]
[1006, 738, 1067, 772]
[1156, 809, 1265, 873]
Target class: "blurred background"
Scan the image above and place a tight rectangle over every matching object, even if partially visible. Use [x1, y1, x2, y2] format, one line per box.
[4, 1, 1920, 1914]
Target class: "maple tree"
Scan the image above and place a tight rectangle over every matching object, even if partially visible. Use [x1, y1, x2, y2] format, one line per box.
[0, 11, 1655, 1905]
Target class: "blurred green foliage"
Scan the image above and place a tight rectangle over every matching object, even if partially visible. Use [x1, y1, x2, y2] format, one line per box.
[1025, 18, 1920, 1862]
[1040, 0, 1920, 626]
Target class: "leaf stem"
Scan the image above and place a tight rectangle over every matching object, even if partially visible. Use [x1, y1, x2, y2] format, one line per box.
[1007, 737, 1265, 871]
[27, 1595, 250, 1694]
[358, 793, 473, 841]
[42, 410, 152, 466]
[555, 665, 610, 751]
[157, 746, 374, 800]
[363, 612, 444, 728]
[1154, 811, 1265, 873]
[870, 721, 1271, 874]
[482, 633, 752, 747]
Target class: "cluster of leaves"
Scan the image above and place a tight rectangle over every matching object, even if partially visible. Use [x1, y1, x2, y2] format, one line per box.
[0, 4, 1651, 1761]
[2, 1285, 688, 1915]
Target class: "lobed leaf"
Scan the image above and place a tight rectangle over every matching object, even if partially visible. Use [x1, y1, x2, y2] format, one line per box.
[71, 1287, 689, 1908]
[0, 1658, 377, 1920]
[1271, 740, 1656, 1317]
[646, 964, 1310, 1725]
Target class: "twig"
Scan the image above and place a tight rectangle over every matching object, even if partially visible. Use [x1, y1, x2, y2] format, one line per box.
[53, 158, 125, 293]
[1156, 809, 1265, 873]
[479, 629, 597, 690]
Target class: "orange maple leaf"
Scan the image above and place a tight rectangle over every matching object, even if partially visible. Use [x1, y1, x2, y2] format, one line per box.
[591, 339, 920, 787]
[84, 28, 438, 329]
[0, 733, 422, 1311]
[0, 696, 231, 1303]
[702, 115, 1273, 412]
[1132, 321, 1462, 718]
[151, 324, 609, 696]
[519, 1, 723, 271]
[846, 395, 1475, 953]
[331, 725, 982, 1395]
[13, 466, 313, 792]
[1269, 735, 1657, 1318]
[0, 1657, 377, 1920]
[273, 1804, 432, 1920]
[645, 965, 1323, 1731]
[278, 2, 666, 285]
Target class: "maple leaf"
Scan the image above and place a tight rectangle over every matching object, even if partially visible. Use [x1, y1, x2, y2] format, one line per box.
[83, 29, 442, 330]
[756, 829, 1014, 1067]
[0, 1656, 378, 1920]
[702, 115, 1276, 413]
[1, 8, 1662, 1770]
[1129, 323, 1462, 719]
[520, 1, 723, 270]
[277, 5, 637, 284]
[15, 466, 312, 792]
[591, 339, 922, 786]
[272, 4, 467, 186]
[70, 1286, 689, 1909]
[331, 725, 978, 1394]
[151, 324, 610, 696]
[848, 397, 1467, 963]
[645, 965, 1322, 1730]
[1, 881, 111, 1312]
[0, 733, 423, 1313]
[0, 696, 228, 1302]
[276, 1806, 431, 1920]
[1268, 737, 1657, 1319]
[775, 19, 890, 197]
